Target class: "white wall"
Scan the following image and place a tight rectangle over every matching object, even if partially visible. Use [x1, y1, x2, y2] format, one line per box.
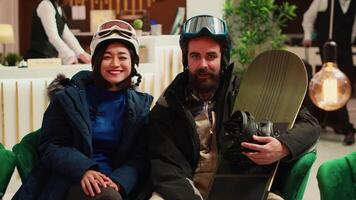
[186, 0, 225, 19]
[0, 0, 19, 53]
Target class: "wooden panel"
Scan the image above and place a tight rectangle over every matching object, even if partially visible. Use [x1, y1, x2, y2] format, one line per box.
[148, 0, 185, 34]
[65, 0, 186, 34]
[19, 0, 187, 56]
[19, 0, 38, 56]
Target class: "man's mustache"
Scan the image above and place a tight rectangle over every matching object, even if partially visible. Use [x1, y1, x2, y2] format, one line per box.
[196, 67, 213, 75]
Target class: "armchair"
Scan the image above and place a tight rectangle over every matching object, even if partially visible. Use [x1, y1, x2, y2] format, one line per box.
[0, 143, 16, 198]
[12, 129, 40, 182]
[317, 152, 356, 200]
[272, 150, 317, 200]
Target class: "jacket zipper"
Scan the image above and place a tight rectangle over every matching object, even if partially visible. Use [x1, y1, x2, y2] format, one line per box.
[168, 90, 201, 171]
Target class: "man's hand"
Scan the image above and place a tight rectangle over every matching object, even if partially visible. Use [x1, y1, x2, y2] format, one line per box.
[241, 135, 290, 165]
[81, 170, 111, 196]
[302, 39, 312, 47]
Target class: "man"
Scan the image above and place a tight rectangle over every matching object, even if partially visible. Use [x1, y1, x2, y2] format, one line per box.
[148, 15, 320, 200]
[302, 0, 356, 145]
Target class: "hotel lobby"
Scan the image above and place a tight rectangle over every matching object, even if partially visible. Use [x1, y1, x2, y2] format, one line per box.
[0, 0, 355, 199]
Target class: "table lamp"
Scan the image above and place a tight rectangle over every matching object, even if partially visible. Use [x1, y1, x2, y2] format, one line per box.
[0, 24, 15, 63]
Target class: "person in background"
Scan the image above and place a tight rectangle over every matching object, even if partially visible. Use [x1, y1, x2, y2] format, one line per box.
[148, 15, 320, 200]
[13, 20, 152, 200]
[302, 0, 356, 145]
[25, 0, 91, 64]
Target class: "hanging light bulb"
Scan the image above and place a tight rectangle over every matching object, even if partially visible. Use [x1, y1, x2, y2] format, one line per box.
[309, 41, 351, 111]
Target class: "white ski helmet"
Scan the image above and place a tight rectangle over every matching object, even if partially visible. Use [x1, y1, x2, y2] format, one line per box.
[90, 20, 139, 59]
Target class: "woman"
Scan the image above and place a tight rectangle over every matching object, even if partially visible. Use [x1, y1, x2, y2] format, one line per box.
[25, 0, 91, 64]
[13, 20, 153, 200]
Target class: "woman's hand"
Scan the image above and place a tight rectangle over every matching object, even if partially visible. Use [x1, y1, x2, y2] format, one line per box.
[63, 56, 78, 65]
[302, 39, 312, 47]
[80, 170, 110, 196]
[104, 178, 119, 192]
[78, 52, 91, 64]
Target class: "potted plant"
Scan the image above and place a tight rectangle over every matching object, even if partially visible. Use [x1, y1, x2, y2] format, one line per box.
[132, 19, 144, 36]
[223, 0, 296, 74]
[4, 53, 23, 66]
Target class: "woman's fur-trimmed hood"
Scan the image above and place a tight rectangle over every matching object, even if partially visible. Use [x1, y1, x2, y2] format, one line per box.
[47, 74, 71, 100]
[47, 71, 95, 101]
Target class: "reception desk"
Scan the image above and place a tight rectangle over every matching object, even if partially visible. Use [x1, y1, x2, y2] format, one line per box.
[0, 65, 142, 148]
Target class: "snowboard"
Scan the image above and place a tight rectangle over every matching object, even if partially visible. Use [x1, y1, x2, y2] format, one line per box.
[208, 50, 308, 200]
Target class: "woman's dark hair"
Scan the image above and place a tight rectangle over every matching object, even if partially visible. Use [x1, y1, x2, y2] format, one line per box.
[91, 40, 142, 91]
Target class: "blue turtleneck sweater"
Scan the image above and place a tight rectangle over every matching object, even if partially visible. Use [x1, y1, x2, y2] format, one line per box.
[86, 84, 126, 175]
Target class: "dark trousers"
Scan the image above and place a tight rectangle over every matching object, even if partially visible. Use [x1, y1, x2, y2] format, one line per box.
[65, 185, 122, 200]
[311, 105, 354, 134]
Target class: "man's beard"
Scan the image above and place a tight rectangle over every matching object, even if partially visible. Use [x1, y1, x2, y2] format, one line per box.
[188, 67, 220, 94]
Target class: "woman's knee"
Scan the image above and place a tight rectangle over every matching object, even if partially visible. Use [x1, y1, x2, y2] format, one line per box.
[65, 185, 122, 200]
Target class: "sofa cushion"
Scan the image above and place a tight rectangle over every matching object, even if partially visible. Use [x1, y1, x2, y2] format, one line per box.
[12, 130, 40, 182]
[0, 143, 16, 197]
[345, 152, 356, 186]
[317, 152, 355, 200]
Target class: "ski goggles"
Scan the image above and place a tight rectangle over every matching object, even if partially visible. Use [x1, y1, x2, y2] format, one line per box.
[182, 15, 228, 36]
[95, 20, 136, 39]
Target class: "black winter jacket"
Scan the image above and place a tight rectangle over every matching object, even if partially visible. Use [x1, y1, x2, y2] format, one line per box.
[13, 71, 153, 200]
[148, 64, 320, 200]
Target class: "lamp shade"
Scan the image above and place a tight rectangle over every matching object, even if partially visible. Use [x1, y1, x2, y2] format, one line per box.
[0, 24, 15, 44]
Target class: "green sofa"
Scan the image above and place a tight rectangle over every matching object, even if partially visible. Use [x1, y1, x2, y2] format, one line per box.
[273, 150, 317, 200]
[11, 129, 317, 200]
[0, 143, 16, 198]
[317, 152, 356, 200]
[12, 129, 40, 182]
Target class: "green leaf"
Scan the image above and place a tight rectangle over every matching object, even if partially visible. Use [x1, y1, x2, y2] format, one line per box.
[223, 0, 296, 70]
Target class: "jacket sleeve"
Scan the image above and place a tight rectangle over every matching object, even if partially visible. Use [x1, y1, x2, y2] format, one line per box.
[38, 95, 97, 183]
[148, 105, 203, 200]
[277, 105, 321, 160]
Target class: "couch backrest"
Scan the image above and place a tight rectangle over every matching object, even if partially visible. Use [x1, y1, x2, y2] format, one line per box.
[0, 143, 16, 197]
[12, 129, 41, 182]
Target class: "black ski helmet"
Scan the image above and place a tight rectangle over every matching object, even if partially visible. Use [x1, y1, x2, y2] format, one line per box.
[179, 15, 231, 72]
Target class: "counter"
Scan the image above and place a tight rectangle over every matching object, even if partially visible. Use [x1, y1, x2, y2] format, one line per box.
[0, 35, 183, 149]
